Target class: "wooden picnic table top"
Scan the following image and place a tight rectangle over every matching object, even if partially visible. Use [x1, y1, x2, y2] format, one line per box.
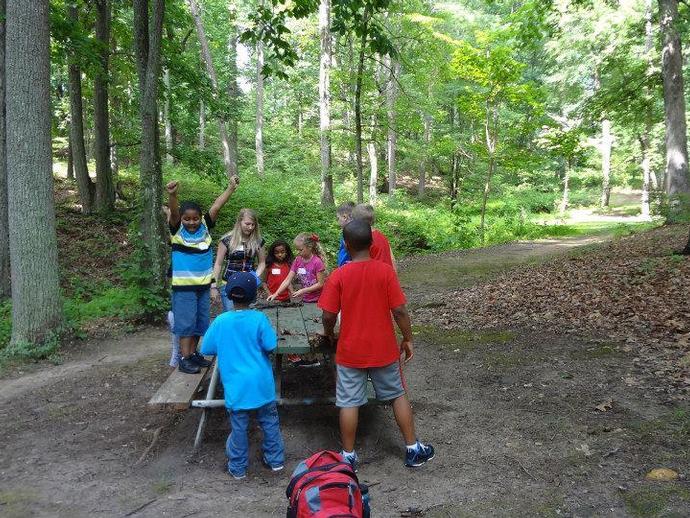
[258, 303, 323, 355]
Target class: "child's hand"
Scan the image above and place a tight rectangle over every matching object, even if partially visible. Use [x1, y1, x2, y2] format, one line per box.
[211, 288, 220, 303]
[399, 339, 414, 364]
[166, 181, 179, 194]
[229, 175, 239, 190]
[292, 289, 304, 299]
[267, 293, 277, 302]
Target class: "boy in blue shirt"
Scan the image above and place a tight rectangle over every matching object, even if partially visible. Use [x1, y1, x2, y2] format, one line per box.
[201, 272, 285, 479]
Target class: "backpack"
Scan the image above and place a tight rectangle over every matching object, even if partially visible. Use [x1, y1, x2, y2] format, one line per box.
[286, 451, 370, 518]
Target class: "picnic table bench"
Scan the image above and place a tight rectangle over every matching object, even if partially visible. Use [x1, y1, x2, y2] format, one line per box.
[148, 302, 337, 449]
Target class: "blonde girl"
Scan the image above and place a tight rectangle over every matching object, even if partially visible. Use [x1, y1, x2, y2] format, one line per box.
[213, 208, 266, 311]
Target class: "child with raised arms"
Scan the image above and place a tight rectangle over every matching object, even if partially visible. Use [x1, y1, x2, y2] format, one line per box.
[167, 177, 237, 374]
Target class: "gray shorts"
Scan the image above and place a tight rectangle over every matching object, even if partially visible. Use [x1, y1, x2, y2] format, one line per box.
[336, 362, 406, 408]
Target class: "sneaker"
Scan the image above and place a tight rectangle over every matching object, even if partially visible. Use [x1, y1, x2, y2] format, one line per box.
[287, 354, 301, 364]
[295, 359, 321, 368]
[190, 350, 212, 368]
[229, 471, 246, 480]
[178, 356, 201, 374]
[262, 456, 284, 472]
[340, 450, 359, 472]
[405, 442, 435, 468]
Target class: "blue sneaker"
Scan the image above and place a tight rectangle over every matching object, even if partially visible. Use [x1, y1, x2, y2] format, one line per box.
[340, 450, 359, 472]
[229, 470, 246, 480]
[405, 442, 435, 468]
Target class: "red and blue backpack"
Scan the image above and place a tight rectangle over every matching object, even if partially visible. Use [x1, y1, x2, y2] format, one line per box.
[286, 451, 370, 518]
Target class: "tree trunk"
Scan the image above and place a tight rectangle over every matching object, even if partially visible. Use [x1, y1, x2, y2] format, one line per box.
[319, 0, 334, 206]
[94, 0, 114, 213]
[226, 4, 239, 177]
[386, 56, 400, 196]
[255, 35, 265, 176]
[659, 0, 690, 219]
[133, 0, 167, 299]
[187, 0, 237, 179]
[6, 0, 62, 344]
[600, 118, 612, 208]
[0, 0, 9, 299]
[354, 14, 369, 204]
[163, 67, 173, 163]
[639, 132, 652, 220]
[559, 159, 571, 216]
[368, 141, 378, 205]
[199, 100, 205, 149]
[68, 4, 95, 215]
[480, 103, 498, 242]
[67, 137, 74, 179]
[418, 112, 432, 197]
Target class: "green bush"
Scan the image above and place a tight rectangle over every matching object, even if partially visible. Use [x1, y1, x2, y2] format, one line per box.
[0, 300, 11, 353]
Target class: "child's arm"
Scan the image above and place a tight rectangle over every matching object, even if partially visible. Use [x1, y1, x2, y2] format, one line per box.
[322, 310, 337, 346]
[200, 321, 218, 356]
[389, 245, 398, 273]
[166, 181, 180, 229]
[293, 270, 326, 298]
[259, 314, 278, 353]
[208, 175, 238, 222]
[254, 246, 267, 281]
[267, 270, 296, 301]
[391, 304, 414, 363]
[212, 240, 228, 301]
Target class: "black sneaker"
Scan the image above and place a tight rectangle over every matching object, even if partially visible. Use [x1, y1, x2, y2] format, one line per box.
[190, 350, 212, 368]
[178, 355, 201, 374]
[405, 442, 435, 468]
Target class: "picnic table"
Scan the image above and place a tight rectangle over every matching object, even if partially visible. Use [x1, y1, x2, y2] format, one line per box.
[149, 302, 336, 450]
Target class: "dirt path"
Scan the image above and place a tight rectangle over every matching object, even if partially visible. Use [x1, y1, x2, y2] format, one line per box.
[1, 235, 688, 518]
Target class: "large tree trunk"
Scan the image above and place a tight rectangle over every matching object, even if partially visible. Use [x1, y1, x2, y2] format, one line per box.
[319, 0, 334, 206]
[226, 5, 239, 177]
[480, 103, 498, 242]
[94, 0, 114, 213]
[255, 35, 265, 177]
[6, 0, 62, 344]
[418, 112, 432, 197]
[659, 0, 690, 218]
[188, 0, 237, 179]
[600, 118, 612, 208]
[386, 56, 400, 196]
[66, 137, 74, 179]
[639, 132, 652, 220]
[68, 4, 95, 215]
[133, 0, 167, 299]
[0, 0, 9, 299]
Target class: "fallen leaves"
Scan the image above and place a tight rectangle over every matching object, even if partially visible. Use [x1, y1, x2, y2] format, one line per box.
[645, 468, 679, 481]
[595, 398, 613, 412]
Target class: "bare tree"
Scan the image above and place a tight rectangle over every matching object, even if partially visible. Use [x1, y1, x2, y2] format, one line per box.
[133, 0, 167, 295]
[227, 4, 239, 177]
[386, 55, 400, 195]
[6, 0, 62, 344]
[255, 33, 265, 177]
[0, 0, 9, 299]
[163, 67, 173, 163]
[199, 100, 205, 149]
[600, 119, 612, 208]
[319, 0, 334, 205]
[68, 2, 95, 214]
[94, 0, 114, 212]
[659, 0, 690, 211]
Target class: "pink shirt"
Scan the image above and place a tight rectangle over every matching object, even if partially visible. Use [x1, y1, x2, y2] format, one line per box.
[291, 255, 325, 303]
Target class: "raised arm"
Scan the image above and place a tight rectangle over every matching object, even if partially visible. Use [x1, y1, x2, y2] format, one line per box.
[166, 181, 180, 229]
[392, 304, 413, 363]
[208, 175, 238, 222]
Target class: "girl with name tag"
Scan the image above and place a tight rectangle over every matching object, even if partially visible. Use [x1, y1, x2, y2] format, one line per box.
[213, 208, 267, 311]
[268, 233, 326, 304]
[265, 239, 294, 302]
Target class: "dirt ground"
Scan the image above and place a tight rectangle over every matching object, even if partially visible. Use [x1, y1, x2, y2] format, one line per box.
[1, 235, 689, 518]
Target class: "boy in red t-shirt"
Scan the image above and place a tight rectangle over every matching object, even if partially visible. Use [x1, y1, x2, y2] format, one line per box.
[351, 203, 397, 272]
[318, 219, 434, 469]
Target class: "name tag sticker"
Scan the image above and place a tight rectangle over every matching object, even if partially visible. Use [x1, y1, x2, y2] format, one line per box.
[271, 268, 281, 275]
[198, 242, 209, 250]
[297, 267, 307, 275]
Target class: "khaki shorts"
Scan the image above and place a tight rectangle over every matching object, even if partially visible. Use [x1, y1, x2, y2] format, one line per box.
[336, 361, 406, 408]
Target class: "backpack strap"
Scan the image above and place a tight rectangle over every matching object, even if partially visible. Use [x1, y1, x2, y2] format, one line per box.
[286, 462, 359, 504]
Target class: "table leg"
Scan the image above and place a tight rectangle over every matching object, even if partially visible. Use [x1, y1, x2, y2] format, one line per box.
[193, 360, 219, 452]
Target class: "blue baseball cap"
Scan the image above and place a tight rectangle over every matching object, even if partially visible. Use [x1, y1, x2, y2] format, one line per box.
[225, 272, 257, 303]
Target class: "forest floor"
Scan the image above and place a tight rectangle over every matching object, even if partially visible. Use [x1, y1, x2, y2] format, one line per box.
[1, 225, 689, 517]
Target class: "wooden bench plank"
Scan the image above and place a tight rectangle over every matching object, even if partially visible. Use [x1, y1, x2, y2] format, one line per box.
[148, 366, 209, 410]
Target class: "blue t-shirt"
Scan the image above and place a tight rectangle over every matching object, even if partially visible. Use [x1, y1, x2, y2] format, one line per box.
[337, 236, 351, 267]
[201, 310, 277, 410]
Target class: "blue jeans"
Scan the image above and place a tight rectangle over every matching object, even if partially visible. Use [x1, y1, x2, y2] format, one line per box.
[226, 401, 285, 477]
[219, 284, 234, 312]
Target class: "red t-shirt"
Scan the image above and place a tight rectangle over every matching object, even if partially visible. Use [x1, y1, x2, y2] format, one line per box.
[266, 262, 291, 302]
[318, 259, 406, 368]
[371, 229, 394, 268]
